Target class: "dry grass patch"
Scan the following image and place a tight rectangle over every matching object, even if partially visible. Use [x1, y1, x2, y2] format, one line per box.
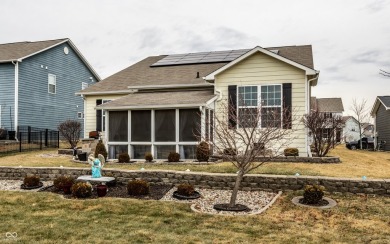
[0, 191, 389, 243]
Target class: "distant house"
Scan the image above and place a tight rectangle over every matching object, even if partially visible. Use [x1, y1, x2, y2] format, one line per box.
[78, 45, 319, 159]
[0, 38, 100, 138]
[342, 116, 360, 142]
[370, 96, 390, 151]
[361, 123, 374, 138]
[311, 97, 344, 142]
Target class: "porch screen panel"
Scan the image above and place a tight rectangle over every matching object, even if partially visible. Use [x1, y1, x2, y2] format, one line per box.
[179, 109, 200, 141]
[131, 110, 151, 142]
[108, 111, 128, 142]
[155, 110, 175, 142]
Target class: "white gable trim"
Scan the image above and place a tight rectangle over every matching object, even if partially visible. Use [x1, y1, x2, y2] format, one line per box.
[204, 46, 318, 81]
[7, 39, 101, 81]
[370, 97, 390, 116]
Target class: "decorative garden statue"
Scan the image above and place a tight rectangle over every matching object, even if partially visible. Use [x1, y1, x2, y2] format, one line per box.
[88, 154, 105, 178]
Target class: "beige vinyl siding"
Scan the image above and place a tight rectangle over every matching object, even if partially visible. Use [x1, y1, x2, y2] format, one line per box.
[84, 94, 125, 138]
[214, 51, 308, 156]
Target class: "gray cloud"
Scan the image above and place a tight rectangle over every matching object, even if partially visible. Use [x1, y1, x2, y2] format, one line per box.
[365, 0, 389, 13]
[136, 27, 163, 49]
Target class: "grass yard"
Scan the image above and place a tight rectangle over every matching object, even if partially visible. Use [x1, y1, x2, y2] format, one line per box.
[1, 145, 389, 179]
[0, 191, 389, 243]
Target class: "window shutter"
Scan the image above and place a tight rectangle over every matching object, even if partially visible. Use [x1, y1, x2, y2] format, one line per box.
[96, 99, 102, 131]
[228, 85, 237, 129]
[282, 83, 292, 129]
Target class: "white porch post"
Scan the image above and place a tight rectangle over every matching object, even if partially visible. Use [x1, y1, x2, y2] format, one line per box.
[151, 109, 155, 157]
[175, 109, 180, 153]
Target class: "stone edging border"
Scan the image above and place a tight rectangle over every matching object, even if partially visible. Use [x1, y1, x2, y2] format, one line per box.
[190, 191, 283, 216]
[291, 196, 337, 209]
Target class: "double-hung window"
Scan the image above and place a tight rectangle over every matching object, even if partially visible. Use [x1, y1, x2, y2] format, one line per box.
[238, 84, 282, 128]
[48, 74, 56, 94]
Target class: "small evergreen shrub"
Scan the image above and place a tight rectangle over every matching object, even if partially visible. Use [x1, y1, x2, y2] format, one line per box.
[145, 152, 153, 162]
[94, 140, 108, 160]
[303, 185, 325, 204]
[53, 175, 75, 190]
[284, 148, 299, 157]
[177, 183, 195, 196]
[23, 175, 40, 187]
[196, 141, 210, 162]
[168, 152, 180, 162]
[127, 180, 149, 195]
[118, 153, 130, 163]
[71, 182, 92, 198]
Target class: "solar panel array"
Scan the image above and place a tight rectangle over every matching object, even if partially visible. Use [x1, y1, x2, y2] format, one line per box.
[151, 49, 251, 67]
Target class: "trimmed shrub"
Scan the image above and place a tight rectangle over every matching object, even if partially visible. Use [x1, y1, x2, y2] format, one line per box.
[177, 183, 195, 196]
[196, 141, 210, 162]
[145, 152, 153, 162]
[118, 153, 130, 163]
[168, 152, 180, 162]
[303, 185, 325, 204]
[94, 140, 108, 160]
[284, 148, 299, 157]
[53, 175, 75, 190]
[71, 182, 92, 198]
[127, 180, 149, 195]
[23, 175, 40, 187]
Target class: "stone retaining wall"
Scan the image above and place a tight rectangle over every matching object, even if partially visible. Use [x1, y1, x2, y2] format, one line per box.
[0, 166, 389, 195]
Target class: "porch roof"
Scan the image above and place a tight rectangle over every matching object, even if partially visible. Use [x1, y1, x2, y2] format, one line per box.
[96, 90, 217, 110]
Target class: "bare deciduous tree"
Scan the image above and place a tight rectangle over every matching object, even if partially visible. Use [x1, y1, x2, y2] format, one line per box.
[58, 120, 81, 148]
[379, 69, 390, 77]
[303, 110, 343, 157]
[201, 99, 296, 209]
[351, 98, 370, 149]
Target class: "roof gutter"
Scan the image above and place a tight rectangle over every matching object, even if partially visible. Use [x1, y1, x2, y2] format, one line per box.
[75, 90, 132, 96]
[127, 83, 214, 90]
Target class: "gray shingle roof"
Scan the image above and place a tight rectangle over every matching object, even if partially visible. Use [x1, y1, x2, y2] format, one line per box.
[0, 38, 67, 62]
[81, 45, 314, 94]
[378, 96, 390, 108]
[97, 90, 216, 109]
[311, 97, 344, 113]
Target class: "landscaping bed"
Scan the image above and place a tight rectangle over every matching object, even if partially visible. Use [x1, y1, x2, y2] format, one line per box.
[39, 183, 172, 200]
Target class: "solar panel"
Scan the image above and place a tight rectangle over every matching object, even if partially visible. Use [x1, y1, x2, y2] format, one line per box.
[151, 49, 251, 66]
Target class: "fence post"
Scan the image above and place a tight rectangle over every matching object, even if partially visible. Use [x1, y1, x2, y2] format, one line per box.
[45, 129, 48, 147]
[19, 132, 22, 152]
[40, 131, 42, 150]
[28, 126, 31, 144]
[57, 131, 60, 148]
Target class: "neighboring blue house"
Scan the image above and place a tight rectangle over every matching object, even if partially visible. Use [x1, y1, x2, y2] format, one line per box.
[0, 38, 100, 138]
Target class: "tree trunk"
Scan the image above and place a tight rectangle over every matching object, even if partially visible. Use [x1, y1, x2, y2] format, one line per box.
[229, 169, 244, 207]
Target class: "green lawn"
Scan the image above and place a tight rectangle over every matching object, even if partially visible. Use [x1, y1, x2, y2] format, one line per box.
[1, 146, 390, 178]
[1, 191, 389, 243]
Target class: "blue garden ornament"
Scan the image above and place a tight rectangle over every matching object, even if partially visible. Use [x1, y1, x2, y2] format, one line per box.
[88, 154, 105, 178]
[362, 176, 367, 181]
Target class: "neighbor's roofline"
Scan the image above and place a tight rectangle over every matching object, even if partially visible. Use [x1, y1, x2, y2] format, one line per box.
[76, 90, 131, 96]
[204, 46, 318, 81]
[370, 96, 390, 116]
[127, 83, 214, 89]
[0, 38, 101, 81]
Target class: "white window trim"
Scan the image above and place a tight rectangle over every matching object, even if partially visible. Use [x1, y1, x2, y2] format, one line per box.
[102, 99, 111, 131]
[237, 84, 283, 128]
[48, 74, 56, 94]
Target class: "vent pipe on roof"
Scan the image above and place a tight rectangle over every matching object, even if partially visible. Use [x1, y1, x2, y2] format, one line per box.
[196, 72, 200, 78]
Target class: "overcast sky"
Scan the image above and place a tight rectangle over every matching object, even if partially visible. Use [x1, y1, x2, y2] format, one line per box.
[1, 0, 389, 116]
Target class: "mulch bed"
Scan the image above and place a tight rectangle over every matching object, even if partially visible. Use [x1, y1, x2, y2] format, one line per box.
[298, 198, 329, 207]
[39, 183, 172, 200]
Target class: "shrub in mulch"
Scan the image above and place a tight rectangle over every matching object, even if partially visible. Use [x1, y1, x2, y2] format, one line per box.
[173, 183, 201, 200]
[53, 175, 75, 191]
[300, 184, 325, 205]
[21, 175, 43, 189]
[71, 182, 92, 198]
[284, 148, 299, 157]
[118, 153, 130, 163]
[145, 152, 153, 162]
[167, 152, 180, 162]
[127, 180, 150, 196]
[196, 141, 210, 162]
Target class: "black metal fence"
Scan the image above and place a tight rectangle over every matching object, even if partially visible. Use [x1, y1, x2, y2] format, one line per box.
[0, 126, 59, 155]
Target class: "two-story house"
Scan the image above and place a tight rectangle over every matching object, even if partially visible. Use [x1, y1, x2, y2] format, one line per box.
[371, 96, 390, 151]
[310, 97, 344, 142]
[77, 46, 319, 159]
[0, 38, 100, 138]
